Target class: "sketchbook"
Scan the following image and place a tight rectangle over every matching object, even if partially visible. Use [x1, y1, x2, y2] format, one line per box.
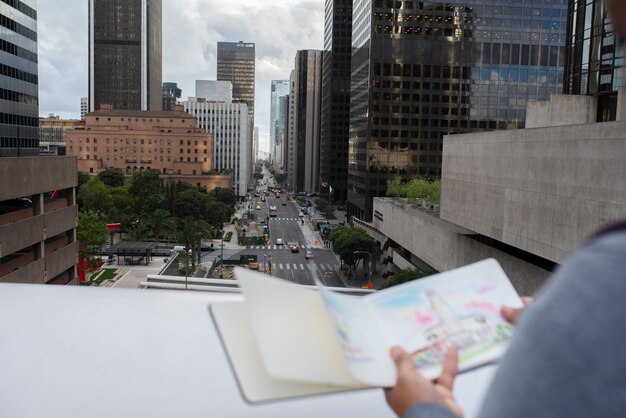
[210, 258, 522, 402]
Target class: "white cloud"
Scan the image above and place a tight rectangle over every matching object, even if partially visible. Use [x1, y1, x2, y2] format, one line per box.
[38, 0, 324, 153]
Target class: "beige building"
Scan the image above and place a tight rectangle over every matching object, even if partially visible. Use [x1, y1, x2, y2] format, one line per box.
[39, 116, 81, 155]
[0, 157, 78, 285]
[66, 106, 231, 190]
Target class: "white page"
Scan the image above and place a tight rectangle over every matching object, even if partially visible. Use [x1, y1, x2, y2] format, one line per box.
[366, 259, 523, 380]
[235, 268, 363, 387]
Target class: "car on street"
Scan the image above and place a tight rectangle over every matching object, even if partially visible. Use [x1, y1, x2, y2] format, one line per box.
[299, 212, 305, 217]
[256, 205, 261, 210]
[305, 249, 313, 259]
[276, 238, 283, 245]
[281, 201, 287, 206]
[290, 245, 300, 253]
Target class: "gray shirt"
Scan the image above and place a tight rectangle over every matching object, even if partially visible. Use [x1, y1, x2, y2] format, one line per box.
[405, 230, 626, 418]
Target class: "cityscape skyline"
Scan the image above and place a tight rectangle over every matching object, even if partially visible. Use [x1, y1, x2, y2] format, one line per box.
[38, 0, 325, 154]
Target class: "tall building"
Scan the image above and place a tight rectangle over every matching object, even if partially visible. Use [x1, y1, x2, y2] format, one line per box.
[89, 0, 163, 112]
[81, 97, 89, 120]
[321, 0, 352, 203]
[564, 0, 623, 121]
[162, 82, 182, 111]
[286, 71, 296, 190]
[347, 0, 569, 221]
[277, 94, 290, 172]
[292, 50, 323, 193]
[253, 126, 259, 163]
[0, 0, 39, 157]
[217, 42, 255, 116]
[183, 90, 250, 198]
[195, 80, 232, 103]
[270, 80, 290, 166]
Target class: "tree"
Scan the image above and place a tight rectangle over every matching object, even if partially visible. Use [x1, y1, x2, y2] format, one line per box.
[146, 208, 176, 241]
[386, 176, 403, 198]
[379, 268, 436, 290]
[78, 177, 113, 216]
[172, 189, 205, 220]
[77, 213, 108, 261]
[78, 172, 91, 189]
[127, 222, 149, 242]
[141, 194, 168, 216]
[210, 187, 237, 207]
[98, 168, 125, 187]
[329, 227, 375, 273]
[176, 219, 214, 269]
[109, 187, 135, 223]
[128, 170, 163, 212]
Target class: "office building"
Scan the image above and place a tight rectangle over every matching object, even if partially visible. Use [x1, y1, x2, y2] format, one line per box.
[89, 0, 163, 112]
[277, 94, 290, 172]
[270, 80, 290, 166]
[40, 116, 81, 155]
[162, 82, 182, 111]
[286, 71, 296, 189]
[67, 105, 230, 191]
[292, 50, 322, 193]
[253, 126, 259, 163]
[195, 81, 232, 103]
[321, 0, 352, 203]
[81, 97, 88, 120]
[217, 42, 255, 116]
[564, 0, 623, 121]
[183, 93, 250, 198]
[0, 0, 39, 157]
[347, 0, 569, 221]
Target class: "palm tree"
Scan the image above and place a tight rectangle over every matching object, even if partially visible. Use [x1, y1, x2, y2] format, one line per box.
[146, 209, 176, 241]
[176, 219, 213, 269]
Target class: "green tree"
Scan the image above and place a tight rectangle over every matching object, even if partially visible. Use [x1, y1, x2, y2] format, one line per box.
[109, 187, 135, 222]
[329, 227, 375, 273]
[77, 213, 108, 260]
[78, 177, 113, 216]
[98, 168, 125, 188]
[172, 189, 205, 220]
[141, 194, 168, 216]
[127, 222, 149, 241]
[146, 208, 176, 241]
[78, 172, 91, 189]
[176, 219, 214, 269]
[386, 177, 403, 198]
[379, 268, 437, 290]
[128, 170, 163, 211]
[210, 187, 237, 207]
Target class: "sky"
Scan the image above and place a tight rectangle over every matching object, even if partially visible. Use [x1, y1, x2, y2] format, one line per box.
[37, 0, 325, 154]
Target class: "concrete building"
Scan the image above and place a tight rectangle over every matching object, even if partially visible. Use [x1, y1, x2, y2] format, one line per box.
[196, 81, 232, 103]
[0, 0, 39, 157]
[321, 0, 352, 203]
[81, 97, 88, 120]
[253, 126, 259, 164]
[39, 116, 81, 155]
[286, 70, 297, 190]
[292, 50, 323, 193]
[0, 157, 79, 285]
[183, 98, 250, 198]
[89, 0, 163, 112]
[358, 94, 626, 295]
[162, 82, 182, 111]
[278, 94, 290, 172]
[217, 42, 255, 117]
[66, 105, 230, 191]
[269, 80, 290, 166]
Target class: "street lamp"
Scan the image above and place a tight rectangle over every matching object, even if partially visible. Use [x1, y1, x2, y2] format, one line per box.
[353, 250, 373, 289]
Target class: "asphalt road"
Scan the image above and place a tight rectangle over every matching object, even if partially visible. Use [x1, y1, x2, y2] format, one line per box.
[239, 195, 344, 287]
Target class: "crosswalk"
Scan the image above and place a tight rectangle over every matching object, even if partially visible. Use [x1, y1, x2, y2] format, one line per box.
[269, 217, 300, 221]
[246, 244, 307, 250]
[274, 263, 337, 272]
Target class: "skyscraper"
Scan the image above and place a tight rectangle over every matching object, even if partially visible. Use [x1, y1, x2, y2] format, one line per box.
[321, 0, 352, 203]
[81, 97, 88, 120]
[347, 0, 569, 221]
[270, 80, 290, 167]
[217, 42, 255, 117]
[292, 50, 323, 193]
[162, 82, 182, 111]
[89, 0, 163, 112]
[0, 0, 39, 157]
[564, 0, 623, 121]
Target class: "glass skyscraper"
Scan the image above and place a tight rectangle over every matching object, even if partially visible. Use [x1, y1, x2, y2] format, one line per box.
[348, 0, 569, 221]
[0, 0, 39, 157]
[564, 0, 623, 121]
[217, 42, 256, 118]
[89, 0, 163, 112]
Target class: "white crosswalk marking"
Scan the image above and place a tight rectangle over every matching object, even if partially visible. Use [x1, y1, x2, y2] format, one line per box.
[299, 263, 304, 270]
[301, 244, 305, 248]
[292, 263, 298, 270]
[278, 263, 283, 269]
[319, 264, 326, 271]
[286, 264, 291, 269]
[273, 245, 276, 250]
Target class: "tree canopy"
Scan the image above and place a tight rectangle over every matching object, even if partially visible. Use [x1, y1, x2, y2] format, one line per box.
[78, 177, 113, 216]
[379, 267, 436, 290]
[98, 168, 125, 188]
[77, 213, 108, 260]
[329, 227, 375, 271]
[385, 177, 441, 205]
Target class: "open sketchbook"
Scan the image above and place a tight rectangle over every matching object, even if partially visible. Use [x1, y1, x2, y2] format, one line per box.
[210, 259, 522, 402]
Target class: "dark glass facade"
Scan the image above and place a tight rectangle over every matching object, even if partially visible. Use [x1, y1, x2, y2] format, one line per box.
[321, 0, 353, 203]
[217, 42, 255, 117]
[565, 0, 623, 121]
[0, 0, 39, 157]
[348, 0, 569, 221]
[89, 0, 162, 112]
[162, 82, 181, 111]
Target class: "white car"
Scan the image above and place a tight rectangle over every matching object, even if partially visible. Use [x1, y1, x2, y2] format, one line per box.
[276, 238, 283, 245]
[256, 205, 261, 210]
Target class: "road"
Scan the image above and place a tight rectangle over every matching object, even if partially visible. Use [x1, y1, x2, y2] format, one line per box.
[239, 194, 344, 287]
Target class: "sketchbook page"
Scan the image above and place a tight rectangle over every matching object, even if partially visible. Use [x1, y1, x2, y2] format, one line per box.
[317, 288, 397, 387]
[234, 268, 363, 387]
[366, 259, 522, 381]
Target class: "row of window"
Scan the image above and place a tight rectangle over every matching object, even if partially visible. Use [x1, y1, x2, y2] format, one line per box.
[0, 112, 37, 127]
[0, 86, 37, 106]
[0, 12, 36, 41]
[1, 0, 37, 19]
[0, 61, 37, 85]
[0, 37, 37, 63]
[373, 63, 471, 80]
[72, 138, 209, 147]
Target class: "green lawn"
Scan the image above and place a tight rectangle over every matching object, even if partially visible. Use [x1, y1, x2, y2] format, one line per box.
[84, 269, 117, 286]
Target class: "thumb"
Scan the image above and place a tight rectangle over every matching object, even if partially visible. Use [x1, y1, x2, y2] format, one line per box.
[391, 346, 416, 376]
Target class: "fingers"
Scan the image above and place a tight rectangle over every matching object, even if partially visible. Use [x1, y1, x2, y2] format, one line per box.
[436, 345, 458, 391]
[501, 296, 533, 324]
[391, 346, 417, 377]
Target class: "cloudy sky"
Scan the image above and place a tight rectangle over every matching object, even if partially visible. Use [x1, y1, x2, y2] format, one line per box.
[38, 0, 325, 154]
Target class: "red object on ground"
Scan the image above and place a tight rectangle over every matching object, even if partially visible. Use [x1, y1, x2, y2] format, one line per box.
[106, 223, 121, 232]
[77, 258, 106, 282]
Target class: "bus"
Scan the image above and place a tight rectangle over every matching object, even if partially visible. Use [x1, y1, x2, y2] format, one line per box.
[269, 206, 278, 217]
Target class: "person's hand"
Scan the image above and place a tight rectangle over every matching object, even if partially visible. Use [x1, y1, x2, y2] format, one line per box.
[385, 346, 463, 418]
[501, 296, 533, 324]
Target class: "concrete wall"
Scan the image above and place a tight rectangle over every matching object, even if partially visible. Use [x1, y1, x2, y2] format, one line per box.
[372, 198, 551, 295]
[0, 157, 77, 201]
[441, 121, 626, 263]
[526, 94, 597, 128]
